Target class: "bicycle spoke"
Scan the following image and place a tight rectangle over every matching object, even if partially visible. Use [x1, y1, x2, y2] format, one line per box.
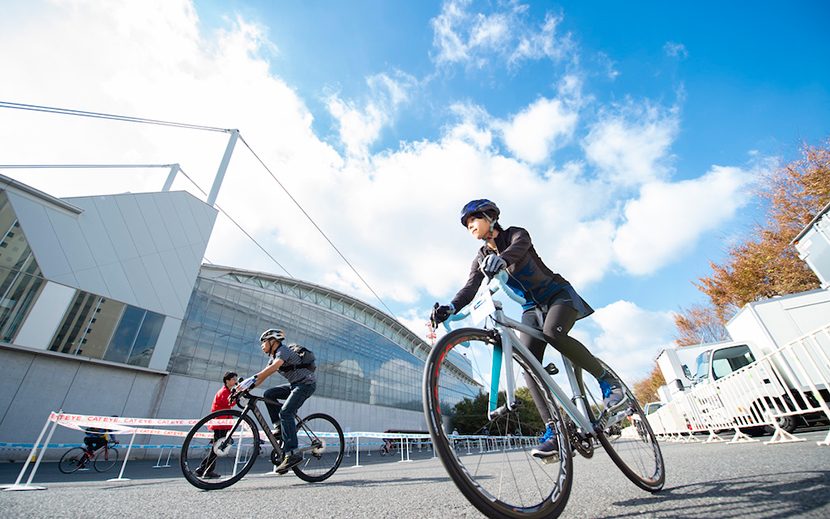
[424, 328, 573, 518]
[180, 409, 260, 490]
[590, 362, 665, 492]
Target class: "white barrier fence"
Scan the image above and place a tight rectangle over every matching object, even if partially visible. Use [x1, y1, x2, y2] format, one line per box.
[648, 323, 830, 447]
[1, 411, 535, 491]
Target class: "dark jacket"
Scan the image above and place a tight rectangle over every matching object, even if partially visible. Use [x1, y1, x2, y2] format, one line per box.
[450, 226, 593, 318]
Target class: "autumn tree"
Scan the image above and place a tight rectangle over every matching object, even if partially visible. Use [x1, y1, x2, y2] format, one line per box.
[637, 140, 830, 403]
[632, 363, 665, 405]
[696, 140, 830, 322]
[673, 304, 729, 346]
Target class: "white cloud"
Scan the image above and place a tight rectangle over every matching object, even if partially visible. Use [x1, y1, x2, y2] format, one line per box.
[581, 300, 676, 382]
[664, 41, 688, 59]
[582, 101, 679, 187]
[509, 12, 572, 65]
[612, 165, 755, 275]
[326, 71, 418, 159]
[431, 0, 572, 68]
[0, 0, 767, 354]
[499, 97, 578, 163]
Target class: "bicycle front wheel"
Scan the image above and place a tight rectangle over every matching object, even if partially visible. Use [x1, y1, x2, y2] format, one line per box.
[58, 447, 87, 474]
[94, 447, 119, 472]
[180, 409, 260, 490]
[592, 361, 665, 492]
[292, 413, 344, 483]
[423, 327, 573, 519]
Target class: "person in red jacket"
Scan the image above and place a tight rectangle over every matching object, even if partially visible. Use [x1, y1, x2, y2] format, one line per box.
[196, 371, 238, 478]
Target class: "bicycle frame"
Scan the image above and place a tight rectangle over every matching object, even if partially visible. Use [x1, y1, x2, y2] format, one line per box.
[488, 306, 596, 435]
[450, 272, 598, 435]
[224, 393, 320, 457]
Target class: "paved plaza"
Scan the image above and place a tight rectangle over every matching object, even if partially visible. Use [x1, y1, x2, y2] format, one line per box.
[1, 430, 829, 518]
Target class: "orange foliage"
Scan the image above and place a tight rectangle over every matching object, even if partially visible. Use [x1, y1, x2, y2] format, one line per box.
[696, 140, 830, 322]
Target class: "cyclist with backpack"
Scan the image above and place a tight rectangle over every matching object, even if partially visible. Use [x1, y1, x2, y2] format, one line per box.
[430, 199, 626, 459]
[236, 328, 316, 473]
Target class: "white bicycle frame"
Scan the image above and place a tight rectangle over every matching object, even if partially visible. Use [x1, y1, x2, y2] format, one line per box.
[446, 272, 617, 435]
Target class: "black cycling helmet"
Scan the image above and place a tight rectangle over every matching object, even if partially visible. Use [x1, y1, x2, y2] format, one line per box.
[259, 328, 285, 342]
[460, 199, 500, 227]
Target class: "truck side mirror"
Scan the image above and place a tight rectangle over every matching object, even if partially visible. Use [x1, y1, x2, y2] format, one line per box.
[682, 364, 692, 380]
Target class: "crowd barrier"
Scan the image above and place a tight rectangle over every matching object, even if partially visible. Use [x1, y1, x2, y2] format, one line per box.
[647, 323, 830, 447]
[1, 410, 537, 491]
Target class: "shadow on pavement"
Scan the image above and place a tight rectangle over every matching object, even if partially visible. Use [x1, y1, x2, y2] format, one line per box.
[603, 471, 830, 519]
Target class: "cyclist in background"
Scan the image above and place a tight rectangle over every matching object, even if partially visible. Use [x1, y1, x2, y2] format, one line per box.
[196, 371, 238, 479]
[430, 199, 625, 459]
[236, 328, 316, 473]
[83, 420, 118, 456]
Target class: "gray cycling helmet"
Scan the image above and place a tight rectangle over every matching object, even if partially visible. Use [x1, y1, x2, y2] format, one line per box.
[259, 328, 285, 342]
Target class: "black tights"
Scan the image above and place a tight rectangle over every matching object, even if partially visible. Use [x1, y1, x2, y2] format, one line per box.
[520, 304, 603, 424]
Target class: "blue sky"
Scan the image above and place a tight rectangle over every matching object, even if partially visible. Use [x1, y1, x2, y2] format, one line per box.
[1, 0, 828, 381]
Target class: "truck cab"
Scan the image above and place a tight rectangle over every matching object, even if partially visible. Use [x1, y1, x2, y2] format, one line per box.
[692, 343, 757, 384]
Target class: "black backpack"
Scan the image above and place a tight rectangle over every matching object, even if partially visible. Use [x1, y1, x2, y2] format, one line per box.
[278, 343, 316, 372]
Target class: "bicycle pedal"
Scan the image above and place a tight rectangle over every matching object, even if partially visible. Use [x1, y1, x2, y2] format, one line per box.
[540, 453, 560, 464]
[544, 363, 559, 375]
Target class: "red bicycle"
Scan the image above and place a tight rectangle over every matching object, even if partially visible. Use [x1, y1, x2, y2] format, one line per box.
[58, 441, 120, 474]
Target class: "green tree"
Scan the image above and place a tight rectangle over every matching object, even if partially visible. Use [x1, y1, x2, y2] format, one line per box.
[450, 386, 546, 435]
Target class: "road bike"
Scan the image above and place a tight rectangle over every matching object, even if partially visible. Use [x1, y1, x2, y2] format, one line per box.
[423, 271, 664, 518]
[180, 390, 344, 490]
[58, 441, 120, 474]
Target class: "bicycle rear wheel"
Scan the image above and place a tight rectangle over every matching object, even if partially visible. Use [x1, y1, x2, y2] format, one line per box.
[180, 409, 260, 490]
[94, 447, 119, 472]
[423, 327, 573, 519]
[58, 447, 87, 474]
[592, 361, 665, 492]
[292, 413, 344, 483]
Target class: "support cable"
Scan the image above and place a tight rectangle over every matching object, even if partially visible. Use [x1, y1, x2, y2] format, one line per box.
[175, 166, 294, 278]
[0, 101, 387, 314]
[0, 101, 229, 133]
[237, 134, 395, 318]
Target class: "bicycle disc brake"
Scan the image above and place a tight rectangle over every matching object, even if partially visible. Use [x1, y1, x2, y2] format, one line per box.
[565, 415, 594, 459]
[213, 437, 235, 457]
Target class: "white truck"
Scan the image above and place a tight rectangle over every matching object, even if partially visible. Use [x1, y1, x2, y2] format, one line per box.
[652, 202, 830, 435]
[655, 287, 830, 434]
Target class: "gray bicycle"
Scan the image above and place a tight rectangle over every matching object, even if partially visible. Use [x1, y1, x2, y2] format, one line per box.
[423, 271, 664, 518]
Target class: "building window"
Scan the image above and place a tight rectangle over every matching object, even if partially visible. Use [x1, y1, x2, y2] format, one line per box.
[0, 192, 46, 342]
[105, 306, 164, 367]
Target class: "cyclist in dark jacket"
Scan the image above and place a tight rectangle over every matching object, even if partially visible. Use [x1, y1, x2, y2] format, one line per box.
[431, 199, 625, 458]
[235, 328, 316, 474]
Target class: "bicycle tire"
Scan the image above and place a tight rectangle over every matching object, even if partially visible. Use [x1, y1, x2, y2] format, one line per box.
[180, 409, 260, 490]
[423, 327, 573, 519]
[94, 447, 119, 472]
[292, 412, 344, 483]
[592, 361, 665, 492]
[58, 447, 88, 474]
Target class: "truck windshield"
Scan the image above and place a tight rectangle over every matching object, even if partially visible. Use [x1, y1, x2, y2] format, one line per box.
[694, 351, 711, 381]
[711, 345, 756, 380]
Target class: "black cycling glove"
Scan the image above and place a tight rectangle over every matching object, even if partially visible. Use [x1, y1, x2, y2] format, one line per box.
[480, 254, 507, 277]
[430, 302, 455, 328]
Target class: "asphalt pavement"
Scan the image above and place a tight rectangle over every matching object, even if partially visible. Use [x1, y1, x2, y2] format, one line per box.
[1, 430, 829, 518]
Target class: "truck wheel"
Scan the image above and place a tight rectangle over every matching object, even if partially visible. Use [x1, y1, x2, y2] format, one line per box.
[764, 415, 797, 434]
